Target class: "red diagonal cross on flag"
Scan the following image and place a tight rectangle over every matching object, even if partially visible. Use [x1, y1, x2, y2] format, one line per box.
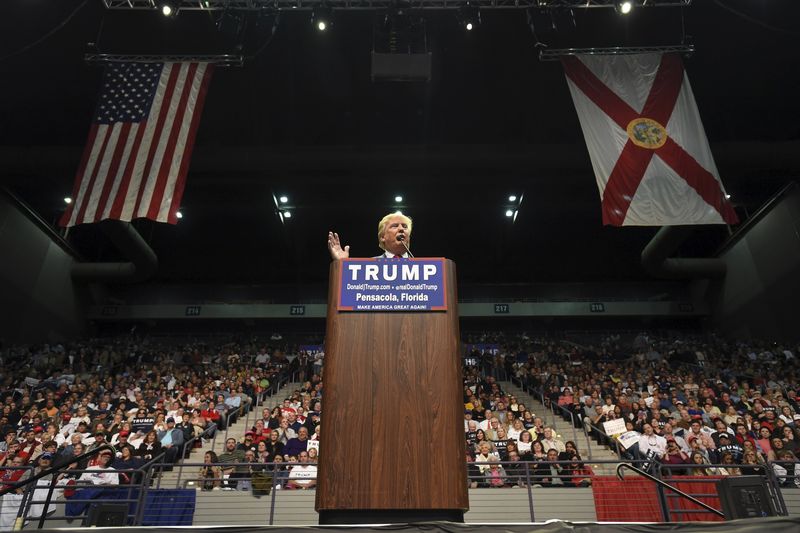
[562, 53, 738, 226]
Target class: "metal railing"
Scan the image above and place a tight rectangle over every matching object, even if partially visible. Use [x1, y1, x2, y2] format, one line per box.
[616, 463, 724, 518]
[4, 457, 793, 526]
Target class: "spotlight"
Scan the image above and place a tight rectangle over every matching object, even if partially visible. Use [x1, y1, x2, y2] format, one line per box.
[505, 209, 514, 218]
[725, 194, 731, 200]
[64, 197, 73, 204]
[283, 211, 292, 219]
[458, 2, 481, 32]
[615, 1, 633, 15]
[508, 195, 517, 202]
[395, 195, 403, 203]
[176, 211, 183, 219]
[279, 196, 289, 204]
[312, 5, 333, 31]
[155, 1, 179, 18]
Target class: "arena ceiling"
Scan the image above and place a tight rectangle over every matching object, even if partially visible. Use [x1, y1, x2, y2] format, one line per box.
[1, 0, 799, 285]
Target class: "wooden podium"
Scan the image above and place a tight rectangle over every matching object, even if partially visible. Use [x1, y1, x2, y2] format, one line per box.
[315, 259, 468, 524]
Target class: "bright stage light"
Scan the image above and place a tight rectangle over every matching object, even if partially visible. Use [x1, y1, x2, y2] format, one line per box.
[156, 1, 179, 18]
[395, 195, 403, 203]
[176, 211, 183, 219]
[279, 196, 288, 204]
[284, 211, 292, 218]
[458, 2, 481, 32]
[64, 197, 72, 204]
[616, 1, 633, 15]
[505, 209, 514, 217]
[312, 6, 333, 32]
[508, 195, 517, 202]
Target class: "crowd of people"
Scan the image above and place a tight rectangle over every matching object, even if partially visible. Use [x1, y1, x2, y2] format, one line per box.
[0, 334, 310, 525]
[1, 329, 799, 526]
[469, 331, 800, 487]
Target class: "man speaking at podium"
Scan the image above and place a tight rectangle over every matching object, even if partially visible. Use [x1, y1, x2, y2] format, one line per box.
[327, 211, 412, 260]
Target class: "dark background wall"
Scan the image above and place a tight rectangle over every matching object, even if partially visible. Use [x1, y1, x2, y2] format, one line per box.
[710, 185, 800, 341]
[0, 191, 89, 343]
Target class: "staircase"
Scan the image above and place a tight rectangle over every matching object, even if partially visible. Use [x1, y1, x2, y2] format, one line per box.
[500, 380, 619, 472]
[156, 382, 303, 488]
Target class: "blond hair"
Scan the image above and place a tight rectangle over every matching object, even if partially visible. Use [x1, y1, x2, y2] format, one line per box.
[377, 211, 412, 250]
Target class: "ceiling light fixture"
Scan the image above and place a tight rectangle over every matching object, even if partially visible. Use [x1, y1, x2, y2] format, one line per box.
[64, 197, 72, 204]
[176, 211, 183, 219]
[155, 1, 179, 18]
[508, 195, 517, 202]
[312, 5, 333, 31]
[615, 0, 633, 15]
[505, 209, 514, 217]
[283, 210, 292, 218]
[279, 195, 289, 204]
[395, 195, 403, 203]
[458, 2, 481, 32]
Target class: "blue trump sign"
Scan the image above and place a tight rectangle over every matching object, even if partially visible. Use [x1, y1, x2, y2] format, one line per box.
[338, 258, 448, 312]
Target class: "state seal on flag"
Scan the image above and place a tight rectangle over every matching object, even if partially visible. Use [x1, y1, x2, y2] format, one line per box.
[626, 117, 667, 149]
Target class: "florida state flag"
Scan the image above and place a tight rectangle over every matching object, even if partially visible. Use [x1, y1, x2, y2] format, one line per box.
[562, 53, 738, 226]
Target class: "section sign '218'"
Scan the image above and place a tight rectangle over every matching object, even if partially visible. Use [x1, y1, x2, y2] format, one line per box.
[337, 258, 447, 312]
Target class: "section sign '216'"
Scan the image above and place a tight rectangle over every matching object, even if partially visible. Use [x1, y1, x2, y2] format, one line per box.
[337, 258, 447, 312]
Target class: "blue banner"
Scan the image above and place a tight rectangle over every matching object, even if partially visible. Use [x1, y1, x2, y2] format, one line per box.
[338, 258, 447, 312]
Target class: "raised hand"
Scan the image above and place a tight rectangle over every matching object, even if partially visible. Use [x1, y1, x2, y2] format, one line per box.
[327, 231, 350, 260]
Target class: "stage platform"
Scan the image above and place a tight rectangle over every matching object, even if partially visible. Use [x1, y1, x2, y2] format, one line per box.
[31, 516, 800, 533]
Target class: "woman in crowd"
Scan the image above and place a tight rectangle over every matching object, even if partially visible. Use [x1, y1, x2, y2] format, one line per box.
[199, 451, 222, 491]
[483, 457, 508, 488]
[688, 451, 719, 476]
[493, 426, 510, 459]
[277, 418, 296, 444]
[112, 445, 144, 484]
[255, 440, 271, 463]
[475, 442, 496, 473]
[559, 440, 590, 486]
[661, 439, 689, 476]
[740, 450, 766, 475]
[137, 430, 162, 461]
[718, 452, 742, 476]
[307, 447, 319, 463]
[778, 405, 796, 425]
[722, 406, 739, 426]
[755, 426, 775, 460]
[508, 418, 524, 441]
[517, 430, 533, 457]
[530, 440, 548, 462]
[474, 429, 493, 454]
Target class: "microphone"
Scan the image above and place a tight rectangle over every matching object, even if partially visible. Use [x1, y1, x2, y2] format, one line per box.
[397, 234, 414, 258]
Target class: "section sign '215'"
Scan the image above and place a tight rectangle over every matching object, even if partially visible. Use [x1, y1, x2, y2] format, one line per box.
[337, 258, 447, 312]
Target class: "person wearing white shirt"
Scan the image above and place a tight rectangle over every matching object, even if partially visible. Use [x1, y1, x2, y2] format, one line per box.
[638, 424, 668, 459]
[76, 450, 119, 486]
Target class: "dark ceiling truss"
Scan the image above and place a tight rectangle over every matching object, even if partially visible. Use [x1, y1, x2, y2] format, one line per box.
[539, 44, 695, 60]
[84, 53, 245, 66]
[102, 0, 692, 11]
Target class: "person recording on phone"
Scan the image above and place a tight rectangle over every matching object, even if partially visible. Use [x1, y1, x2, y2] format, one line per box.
[327, 211, 413, 260]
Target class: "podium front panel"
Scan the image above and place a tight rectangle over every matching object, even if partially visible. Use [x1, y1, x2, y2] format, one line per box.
[316, 259, 468, 514]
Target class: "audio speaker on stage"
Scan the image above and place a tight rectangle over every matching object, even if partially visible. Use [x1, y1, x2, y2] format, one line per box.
[371, 52, 432, 82]
[86, 503, 128, 526]
[716, 476, 777, 519]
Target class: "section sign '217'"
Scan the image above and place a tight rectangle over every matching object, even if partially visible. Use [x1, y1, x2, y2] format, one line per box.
[337, 258, 447, 312]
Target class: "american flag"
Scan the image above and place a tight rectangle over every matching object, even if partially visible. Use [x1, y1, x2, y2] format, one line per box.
[60, 61, 214, 227]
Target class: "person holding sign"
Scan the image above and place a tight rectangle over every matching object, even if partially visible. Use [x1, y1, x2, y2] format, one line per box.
[327, 211, 412, 260]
